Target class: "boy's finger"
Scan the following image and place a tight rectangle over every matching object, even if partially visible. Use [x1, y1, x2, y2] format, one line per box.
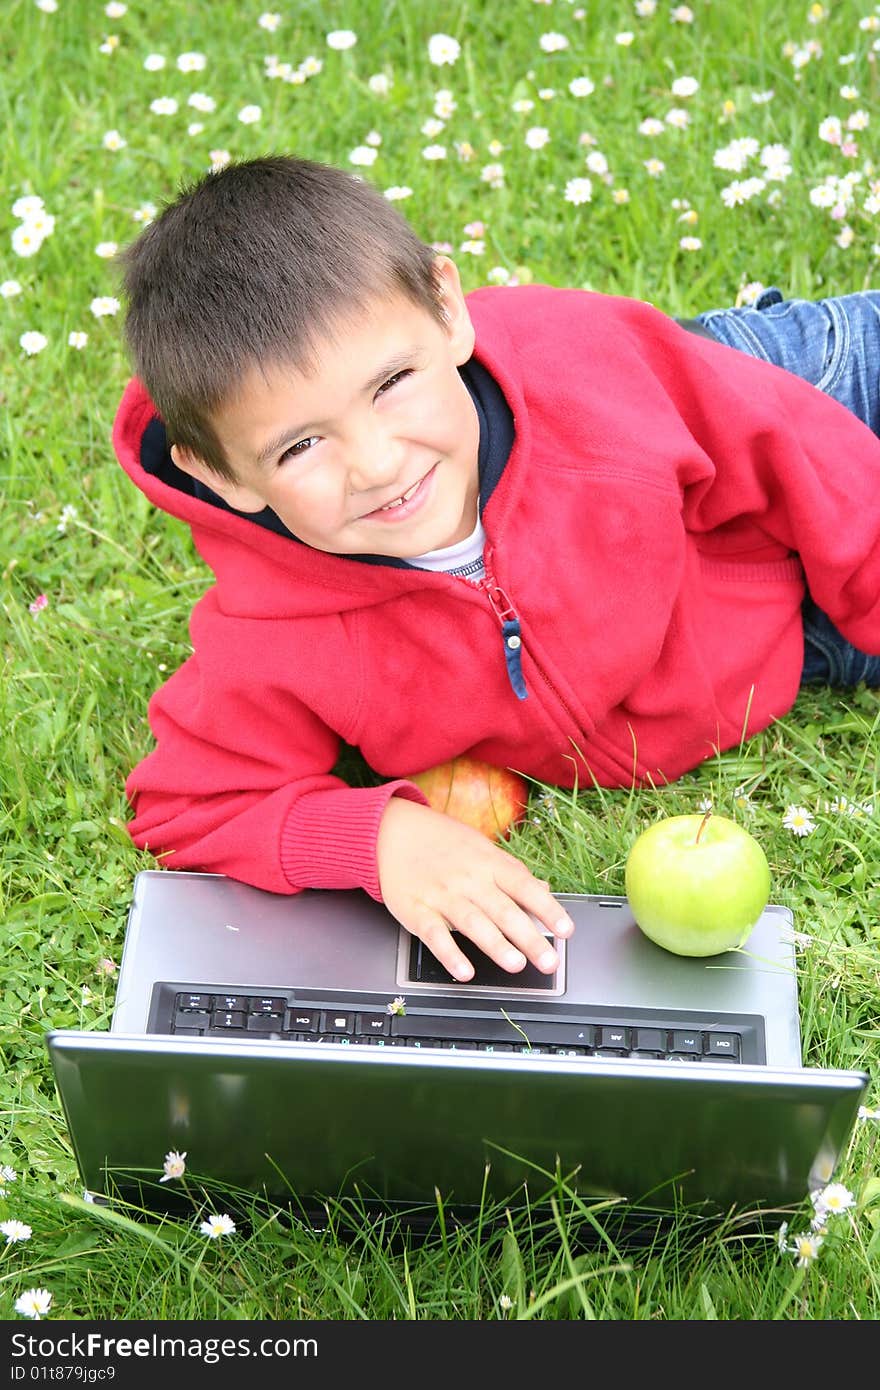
[406, 904, 476, 983]
[498, 864, 576, 939]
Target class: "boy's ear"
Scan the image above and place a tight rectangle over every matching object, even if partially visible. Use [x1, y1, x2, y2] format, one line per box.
[433, 256, 476, 365]
[170, 444, 266, 513]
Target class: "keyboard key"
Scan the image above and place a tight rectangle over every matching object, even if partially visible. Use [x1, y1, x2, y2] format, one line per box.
[177, 993, 212, 1012]
[320, 1011, 354, 1034]
[212, 995, 249, 1012]
[632, 1028, 666, 1053]
[597, 1026, 629, 1050]
[355, 1012, 390, 1037]
[174, 1010, 210, 1031]
[704, 1033, 741, 1060]
[246, 1013, 285, 1033]
[671, 1030, 702, 1054]
[211, 1010, 246, 1029]
[249, 996, 288, 1015]
[391, 1014, 593, 1048]
[288, 1009, 319, 1033]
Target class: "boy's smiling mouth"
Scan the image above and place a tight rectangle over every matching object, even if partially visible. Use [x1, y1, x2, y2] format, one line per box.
[362, 465, 437, 521]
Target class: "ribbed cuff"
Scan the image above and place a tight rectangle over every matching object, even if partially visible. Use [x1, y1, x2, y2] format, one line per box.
[279, 780, 428, 901]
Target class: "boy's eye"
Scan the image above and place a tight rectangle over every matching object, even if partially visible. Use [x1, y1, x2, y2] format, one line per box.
[375, 369, 412, 397]
[280, 435, 319, 464]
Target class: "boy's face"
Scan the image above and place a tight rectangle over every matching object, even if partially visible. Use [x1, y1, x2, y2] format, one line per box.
[172, 257, 481, 559]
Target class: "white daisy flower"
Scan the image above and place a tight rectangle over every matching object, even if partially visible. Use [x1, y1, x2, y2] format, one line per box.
[525, 127, 551, 150]
[12, 194, 44, 219]
[539, 32, 569, 52]
[811, 1182, 855, 1217]
[20, 330, 47, 354]
[782, 805, 816, 836]
[428, 34, 461, 66]
[90, 296, 120, 317]
[14, 1288, 52, 1320]
[326, 30, 357, 50]
[1, 1219, 32, 1243]
[564, 177, 593, 205]
[789, 1231, 823, 1267]
[199, 1212, 236, 1238]
[11, 224, 44, 257]
[176, 52, 206, 72]
[159, 1149, 186, 1182]
[671, 75, 699, 97]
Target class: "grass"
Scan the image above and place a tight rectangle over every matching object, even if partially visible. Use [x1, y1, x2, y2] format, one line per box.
[1, 0, 879, 1320]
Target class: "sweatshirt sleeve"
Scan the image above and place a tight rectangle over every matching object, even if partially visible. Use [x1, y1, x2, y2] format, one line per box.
[125, 600, 428, 900]
[628, 301, 880, 654]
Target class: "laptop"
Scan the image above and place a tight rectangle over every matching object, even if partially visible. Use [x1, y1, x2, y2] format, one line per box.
[46, 870, 868, 1223]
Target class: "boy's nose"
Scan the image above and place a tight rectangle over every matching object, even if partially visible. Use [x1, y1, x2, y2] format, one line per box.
[346, 429, 404, 493]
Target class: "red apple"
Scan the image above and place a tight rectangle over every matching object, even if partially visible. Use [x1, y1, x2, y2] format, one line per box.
[406, 755, 528, 841]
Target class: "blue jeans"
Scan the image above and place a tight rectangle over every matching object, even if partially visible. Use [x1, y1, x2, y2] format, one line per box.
[694, 289, 880, 688]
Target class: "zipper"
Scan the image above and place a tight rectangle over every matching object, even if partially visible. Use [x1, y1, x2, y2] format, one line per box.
[480, 556, 528, 700]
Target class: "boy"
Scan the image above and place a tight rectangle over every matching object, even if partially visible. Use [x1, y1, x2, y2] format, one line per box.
[114, 155, 880, 986]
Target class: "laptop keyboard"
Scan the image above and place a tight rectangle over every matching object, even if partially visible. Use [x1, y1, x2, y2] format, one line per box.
[158, 988, 754, 1063]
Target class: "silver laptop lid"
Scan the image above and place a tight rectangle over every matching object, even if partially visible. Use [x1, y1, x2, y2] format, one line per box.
[46, 1029, 868, 1217]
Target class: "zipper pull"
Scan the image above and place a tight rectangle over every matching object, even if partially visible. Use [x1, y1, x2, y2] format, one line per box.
[482, 578, 528, 700]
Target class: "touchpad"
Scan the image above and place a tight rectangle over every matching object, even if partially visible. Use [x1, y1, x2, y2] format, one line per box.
[400, 932, 565, 995]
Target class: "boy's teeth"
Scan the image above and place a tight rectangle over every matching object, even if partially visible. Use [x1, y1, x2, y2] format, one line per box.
[381, 479, 420, 510]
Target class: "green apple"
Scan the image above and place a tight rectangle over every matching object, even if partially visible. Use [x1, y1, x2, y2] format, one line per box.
[624, 811, 771, 957]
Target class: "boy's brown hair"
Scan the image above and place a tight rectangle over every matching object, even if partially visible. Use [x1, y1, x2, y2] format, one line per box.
[120, 155, 444, 480]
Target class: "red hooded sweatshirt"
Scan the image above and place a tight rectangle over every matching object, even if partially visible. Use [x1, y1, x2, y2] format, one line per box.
[113, 286, 880, 899]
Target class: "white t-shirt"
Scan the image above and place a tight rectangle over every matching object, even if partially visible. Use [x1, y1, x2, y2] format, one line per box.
[408, 513, 486, 583]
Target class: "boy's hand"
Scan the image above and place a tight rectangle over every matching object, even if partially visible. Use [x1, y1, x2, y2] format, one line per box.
[376, 797, 574, 981]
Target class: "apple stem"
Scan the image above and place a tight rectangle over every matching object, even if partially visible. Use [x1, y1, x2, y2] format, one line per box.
[695, 809, 712, 845]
